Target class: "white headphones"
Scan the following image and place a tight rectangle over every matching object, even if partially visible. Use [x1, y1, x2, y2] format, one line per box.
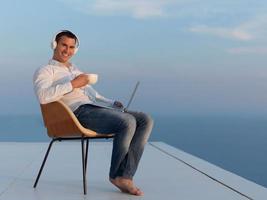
[51, 30, 80, 54]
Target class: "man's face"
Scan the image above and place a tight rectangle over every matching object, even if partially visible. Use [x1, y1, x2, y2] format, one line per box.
[53, 36, 76, 64]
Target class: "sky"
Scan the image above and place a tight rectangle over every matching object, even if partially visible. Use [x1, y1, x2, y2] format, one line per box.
[1, 0, 267, 116]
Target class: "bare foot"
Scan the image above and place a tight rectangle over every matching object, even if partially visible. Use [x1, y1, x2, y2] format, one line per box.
[109, 177, 144, 196]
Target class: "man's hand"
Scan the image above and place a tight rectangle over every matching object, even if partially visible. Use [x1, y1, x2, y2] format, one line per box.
[71, 74, 88, 89]
[113, 101, 124, 109]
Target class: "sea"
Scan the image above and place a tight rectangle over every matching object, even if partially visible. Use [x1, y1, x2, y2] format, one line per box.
[0, 114, 267, 188]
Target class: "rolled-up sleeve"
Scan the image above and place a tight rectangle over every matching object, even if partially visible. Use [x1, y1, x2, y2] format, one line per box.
[84, 85, 114, 106]
[33, 67, 73, 104]
[95, 91, 115, 106]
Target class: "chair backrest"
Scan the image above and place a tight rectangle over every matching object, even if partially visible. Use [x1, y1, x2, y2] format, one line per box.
[40, 101, 98, 138]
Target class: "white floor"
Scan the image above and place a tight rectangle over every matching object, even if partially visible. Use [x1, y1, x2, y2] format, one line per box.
[0, 142, 266, 200]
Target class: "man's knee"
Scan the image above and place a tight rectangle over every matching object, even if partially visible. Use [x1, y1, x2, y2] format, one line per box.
[119, 113, 137, 131]
[139, 112, 154, 128]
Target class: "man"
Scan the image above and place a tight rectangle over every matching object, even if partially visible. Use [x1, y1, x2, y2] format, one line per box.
[33, 30, 153, 196]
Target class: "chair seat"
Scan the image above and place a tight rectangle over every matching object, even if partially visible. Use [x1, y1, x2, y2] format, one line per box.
[40, 100, 113, 138]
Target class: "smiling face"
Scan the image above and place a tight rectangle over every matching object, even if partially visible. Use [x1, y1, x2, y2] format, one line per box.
[52, 35, 76, 65]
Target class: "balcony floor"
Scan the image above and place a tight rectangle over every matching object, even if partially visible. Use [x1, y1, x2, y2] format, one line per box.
[0, 142, 266, 200]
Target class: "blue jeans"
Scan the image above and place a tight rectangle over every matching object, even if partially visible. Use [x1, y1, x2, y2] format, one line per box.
[74, 104, 153, 179]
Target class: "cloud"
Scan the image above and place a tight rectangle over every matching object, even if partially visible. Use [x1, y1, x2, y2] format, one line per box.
[189, 25, 252, 41]
[59, 0, 267, 24]
[59, 0, 242, 20]
[59, 0, 176, 19]
[189, 14, 267, 41]
[227, 47, 267, 55]
[92, 0, 166, 18]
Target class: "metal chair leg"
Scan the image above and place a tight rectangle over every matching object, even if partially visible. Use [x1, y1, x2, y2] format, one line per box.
[33, 136, 112, 194]
[33, 139, 55, 188]
[81, 137, 87, 195]
[85, 139, 89, 173]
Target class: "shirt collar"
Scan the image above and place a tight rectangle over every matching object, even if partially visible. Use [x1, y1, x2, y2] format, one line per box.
[48, 59, 74, 69]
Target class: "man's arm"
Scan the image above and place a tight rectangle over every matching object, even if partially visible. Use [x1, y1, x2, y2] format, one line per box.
[71, 74, 88, 89]
[33, 67, 73, 104]
[34, 67, 90, 104]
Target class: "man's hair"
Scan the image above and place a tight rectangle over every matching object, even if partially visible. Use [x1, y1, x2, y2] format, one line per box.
[55, 30, 78, 44]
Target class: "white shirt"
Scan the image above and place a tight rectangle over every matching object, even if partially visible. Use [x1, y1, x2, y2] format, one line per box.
[33, 59, 115, 111]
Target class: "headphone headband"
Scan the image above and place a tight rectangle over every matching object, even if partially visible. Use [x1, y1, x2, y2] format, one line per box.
[51, 30, 80, 54]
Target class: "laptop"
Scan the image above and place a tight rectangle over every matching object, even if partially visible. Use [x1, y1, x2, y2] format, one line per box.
[123, 81, 140, 112]
[94, 81, 140, 112]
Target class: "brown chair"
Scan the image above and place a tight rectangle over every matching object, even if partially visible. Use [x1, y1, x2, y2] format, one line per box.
[33, 100, 114, 194]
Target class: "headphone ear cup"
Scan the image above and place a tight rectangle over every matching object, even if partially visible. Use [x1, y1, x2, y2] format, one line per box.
[51, 41, 57, 50]
[74, 47, 78, 54]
